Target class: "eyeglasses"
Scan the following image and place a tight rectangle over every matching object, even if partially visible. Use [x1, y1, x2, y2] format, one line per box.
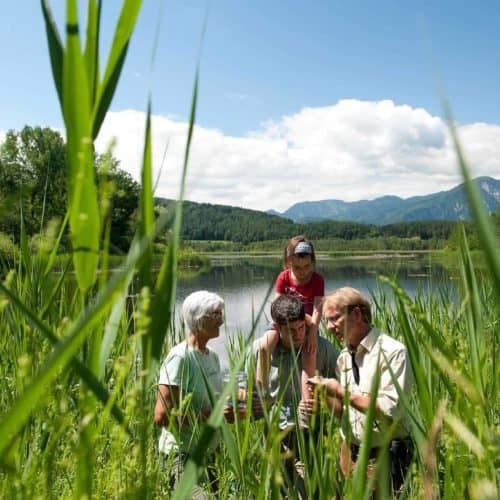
[205, 310, 224, 324]
[325, 304, 362, 324]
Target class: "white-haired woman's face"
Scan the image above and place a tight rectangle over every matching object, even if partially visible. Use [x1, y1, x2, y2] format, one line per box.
[198, 308, 224, 338]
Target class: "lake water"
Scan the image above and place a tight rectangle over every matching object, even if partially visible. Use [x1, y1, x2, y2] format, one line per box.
[174, 254, 454, 369]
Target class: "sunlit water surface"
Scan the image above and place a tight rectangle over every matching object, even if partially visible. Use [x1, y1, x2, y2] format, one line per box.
[173, 255, 455, 369]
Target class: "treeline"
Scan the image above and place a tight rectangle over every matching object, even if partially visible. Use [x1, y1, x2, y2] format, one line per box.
[156, 198, 479, 248]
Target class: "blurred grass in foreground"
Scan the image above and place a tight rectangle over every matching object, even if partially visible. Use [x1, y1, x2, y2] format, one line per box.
[0, 1, 498, 498]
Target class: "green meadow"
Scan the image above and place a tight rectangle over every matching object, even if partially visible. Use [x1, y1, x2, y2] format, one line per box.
[0, 2, 498, 498]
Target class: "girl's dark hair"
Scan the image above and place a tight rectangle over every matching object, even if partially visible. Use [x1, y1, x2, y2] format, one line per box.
[283, 234, 316, 268]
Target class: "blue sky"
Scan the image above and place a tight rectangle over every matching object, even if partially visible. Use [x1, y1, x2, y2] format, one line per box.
[1, 1, 499, 211]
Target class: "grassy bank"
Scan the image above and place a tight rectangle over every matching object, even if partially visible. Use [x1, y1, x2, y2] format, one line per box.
[0, 259, 498, 498]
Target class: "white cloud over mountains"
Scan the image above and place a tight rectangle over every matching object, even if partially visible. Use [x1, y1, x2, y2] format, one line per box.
[89, 99, 500, 212]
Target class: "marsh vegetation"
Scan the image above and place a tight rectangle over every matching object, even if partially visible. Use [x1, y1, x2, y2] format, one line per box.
[0, 2, 498, 498]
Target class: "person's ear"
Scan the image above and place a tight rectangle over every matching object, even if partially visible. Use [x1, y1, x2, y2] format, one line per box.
[352, 306, 363, 323]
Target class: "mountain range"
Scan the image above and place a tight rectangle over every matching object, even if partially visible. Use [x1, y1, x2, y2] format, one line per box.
[269, 176, 500, 225]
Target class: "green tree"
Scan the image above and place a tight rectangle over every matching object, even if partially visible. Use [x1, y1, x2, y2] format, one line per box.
[0, 126, 67, 240]
[96, 153, 140, 253]
[0, 126, 140, 253]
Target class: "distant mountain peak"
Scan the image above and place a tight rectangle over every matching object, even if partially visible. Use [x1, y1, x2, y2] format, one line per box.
[273, 177, 500, 225]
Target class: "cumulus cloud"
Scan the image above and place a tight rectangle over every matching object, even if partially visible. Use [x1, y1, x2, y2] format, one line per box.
[94, 100, 500, 212]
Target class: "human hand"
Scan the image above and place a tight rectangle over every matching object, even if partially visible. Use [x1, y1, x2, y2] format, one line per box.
[298, 397, 318, 416]
[224, 402, 247, 423]
[307, 376, 341, 398]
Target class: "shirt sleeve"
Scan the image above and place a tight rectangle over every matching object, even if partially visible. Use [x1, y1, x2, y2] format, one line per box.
[158, 353, 186, 387]
[275, 270, 287, 294]
[376, 347, 413, 419]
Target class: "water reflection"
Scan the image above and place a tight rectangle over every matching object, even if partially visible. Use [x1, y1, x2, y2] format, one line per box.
[175, 255, 453, 369]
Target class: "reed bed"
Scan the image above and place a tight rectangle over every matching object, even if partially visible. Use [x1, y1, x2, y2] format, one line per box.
[0, 2, 498, 498]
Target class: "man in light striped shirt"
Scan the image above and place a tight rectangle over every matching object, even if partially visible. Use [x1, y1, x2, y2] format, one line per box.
[308, 286, 414, 497]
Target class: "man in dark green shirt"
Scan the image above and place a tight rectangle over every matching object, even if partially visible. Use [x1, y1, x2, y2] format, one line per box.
[247, 295, 339, 498]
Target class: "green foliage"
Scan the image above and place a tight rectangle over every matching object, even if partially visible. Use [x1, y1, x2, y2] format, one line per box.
[0, 126, 67, 239]
[96, 152, 140, 253]
[0, 126, 140, 255]
[156, 198, 463, 250]
[445, 220, 480, 251]
[0, 233, 17, 261]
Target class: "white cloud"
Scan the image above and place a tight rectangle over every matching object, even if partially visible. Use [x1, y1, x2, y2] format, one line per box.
[95, 100, 500, 212]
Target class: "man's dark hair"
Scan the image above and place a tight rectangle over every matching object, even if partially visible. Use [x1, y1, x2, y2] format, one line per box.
[271, 295, 305, 325]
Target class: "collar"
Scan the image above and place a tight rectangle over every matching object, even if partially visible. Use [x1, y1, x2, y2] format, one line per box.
[359, 327, 379, 353]
[275, 339, 303, 357]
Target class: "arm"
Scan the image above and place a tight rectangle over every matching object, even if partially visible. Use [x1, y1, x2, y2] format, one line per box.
[300, 349, 316, 401]
[154, 383, 214, 427]
[303, 294, 323, 355]
[256, 328, 279, 390]
[311, 295, 323, 330]
[154, 384, 179, 427]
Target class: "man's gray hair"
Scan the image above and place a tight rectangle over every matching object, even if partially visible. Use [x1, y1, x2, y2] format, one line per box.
[182, 290, 224, 333]
[323, 286, 372, 324]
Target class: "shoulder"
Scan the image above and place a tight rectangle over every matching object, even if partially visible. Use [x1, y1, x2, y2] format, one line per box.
[316, 336, 339, 375]
[159, 342, 190, 383]
[378, 331, 405, 351]
[375, 331, 408, 361]
[317, 336, 339, 359]
[206, 347, 221, 363]
[162, 341, 188, 361]
[276, 269, 290, 282]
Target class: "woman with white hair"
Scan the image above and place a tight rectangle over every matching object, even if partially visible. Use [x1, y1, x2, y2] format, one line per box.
[154, 290, 239, 493]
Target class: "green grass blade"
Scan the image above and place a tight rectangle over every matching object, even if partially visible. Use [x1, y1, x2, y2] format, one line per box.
[92, 0, 142, 138]
[40, 255, 72, 319]
[84, 0, 101, 105]
[98, 285, 128, 380]
[458, 229, 486, 401]
[351, 354, 382, 499]
[63, 0, 100, 292]
[40, 0, 64, 109]
[443, 411, 486, 459]
[148, 70, 199, 373]
[42, 211, 69, 278]
[136, 99, 154, 291]
[0, 280, 129, 432]
[0, 228, 159, 455]
[424, 344, 484, 406]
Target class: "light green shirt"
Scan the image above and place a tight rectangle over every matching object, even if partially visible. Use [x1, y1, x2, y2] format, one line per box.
[158, 341, 222, 454]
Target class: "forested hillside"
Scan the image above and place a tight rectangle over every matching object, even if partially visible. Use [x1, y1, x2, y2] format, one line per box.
[155, 198, 474, 246]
